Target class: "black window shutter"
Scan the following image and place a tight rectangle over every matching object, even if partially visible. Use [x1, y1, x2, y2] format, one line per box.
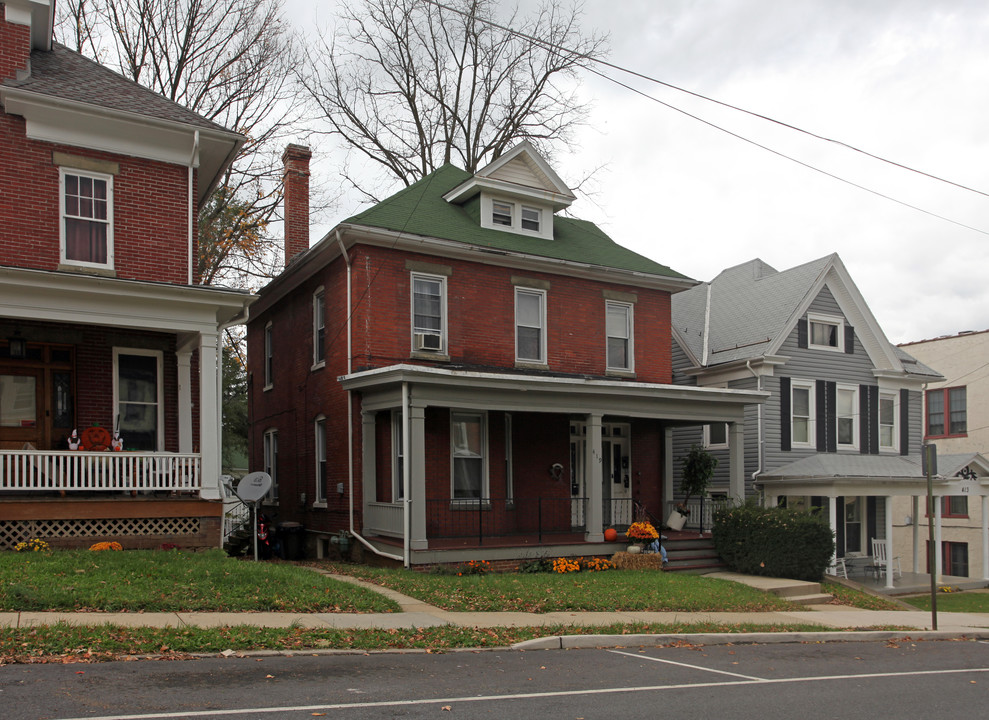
[845, 325, 855, 354]
[826, 381, 837, 453]
[869, 386, 880, 454]
[797, 319, 808, 349]
[900, 388, 910, 455]
[816, 380, 828, 452]
[780, 377, 791, 451]
[859, 385, 871, 453]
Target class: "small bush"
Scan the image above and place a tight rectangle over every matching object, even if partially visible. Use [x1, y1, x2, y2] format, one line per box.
[517, 558, 552, 574]
[13, 538, 50, 553]
[713, 503, 834, 581]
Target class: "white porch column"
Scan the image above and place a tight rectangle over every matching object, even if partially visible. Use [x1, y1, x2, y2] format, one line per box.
[663, 426, 674, 515]
[729, 421, 745, 501]
[176, 347, 193, 453]
[585, 413, 604, 542]
[884, 495, 894, 589]
[911, 496, 921, 573]
[408, 402, 428, 550]
[982, 495, 989, 581]
[198, 331, 220, 499]
[361, 411, 377, 505]
[829, 495, 838, 554]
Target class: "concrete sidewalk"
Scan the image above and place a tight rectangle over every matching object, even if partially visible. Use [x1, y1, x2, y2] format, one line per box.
[2, 571, 987, 645]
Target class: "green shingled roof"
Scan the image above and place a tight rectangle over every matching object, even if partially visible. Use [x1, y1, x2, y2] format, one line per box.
[345, 164, 690, 280]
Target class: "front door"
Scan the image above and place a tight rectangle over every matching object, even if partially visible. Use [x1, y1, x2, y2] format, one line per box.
[0, 369, 42, 448]
[0, 342, 75, 450]
[570, 422, 632, 529]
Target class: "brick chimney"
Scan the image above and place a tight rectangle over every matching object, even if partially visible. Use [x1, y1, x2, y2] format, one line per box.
[1, 1, 38, 82]
[282, 144, 312, 267]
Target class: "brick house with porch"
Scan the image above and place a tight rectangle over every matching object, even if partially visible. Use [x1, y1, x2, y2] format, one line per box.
[247, 141, 766, 567]
[0, 0, 252, 549]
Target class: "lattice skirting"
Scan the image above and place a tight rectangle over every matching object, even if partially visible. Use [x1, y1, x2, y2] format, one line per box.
[0, 516, 204, 550]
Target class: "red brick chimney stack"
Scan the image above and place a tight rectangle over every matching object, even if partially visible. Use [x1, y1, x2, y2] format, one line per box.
[282, 144, 312, 266]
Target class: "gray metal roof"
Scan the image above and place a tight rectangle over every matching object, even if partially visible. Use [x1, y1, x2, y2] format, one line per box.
[3, 43, 230, 133]
[759, 453, 924, 480]
[892, 345, 942, 379]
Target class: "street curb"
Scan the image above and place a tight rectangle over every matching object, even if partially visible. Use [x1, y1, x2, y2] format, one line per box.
[511, 630, 989, 650]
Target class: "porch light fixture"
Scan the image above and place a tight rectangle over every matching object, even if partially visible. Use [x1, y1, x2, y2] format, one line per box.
[7, 332, 26, 359]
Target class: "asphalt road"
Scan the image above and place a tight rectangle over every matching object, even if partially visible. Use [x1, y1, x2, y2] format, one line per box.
[3, 639, 989, 719]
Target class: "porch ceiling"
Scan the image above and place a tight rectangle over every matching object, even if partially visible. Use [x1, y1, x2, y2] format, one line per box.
[0, 265, 254, 333]
[339, 363, 767, 423]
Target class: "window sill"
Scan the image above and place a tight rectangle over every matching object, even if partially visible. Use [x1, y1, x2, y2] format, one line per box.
[312, 502, 327, 509]
[57, 263, 116, 277]
[925, 433, 968, 440]
[410, 350, 450, 362]
[808, 344, 843, 353]
[449, 500, 492, 511]
[263, 384, 273, 392]
[515, 360, 548, 371]
[606, 369, 636, 379]
[311, 361, 325, 372]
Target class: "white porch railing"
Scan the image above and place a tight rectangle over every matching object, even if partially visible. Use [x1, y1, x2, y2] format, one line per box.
[365, 501, 404, 537]
[0, 450, 201, 492]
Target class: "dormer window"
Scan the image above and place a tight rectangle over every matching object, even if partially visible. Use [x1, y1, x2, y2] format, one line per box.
[807, 313, 845, 352]
[521, 206, 540, 232]
[492, 201, 513, 226]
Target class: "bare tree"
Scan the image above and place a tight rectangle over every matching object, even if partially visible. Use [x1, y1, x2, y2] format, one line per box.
[55, 0, 301, 290]
[297, 0, 606, 202]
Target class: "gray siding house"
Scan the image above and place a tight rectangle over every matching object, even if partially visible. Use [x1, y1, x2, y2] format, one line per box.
[670, 254, 989, 585]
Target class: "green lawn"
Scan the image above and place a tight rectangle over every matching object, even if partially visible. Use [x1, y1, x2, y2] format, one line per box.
[901, 591, 989, 613]
[314, 562, 803, 612]
[0, 549, 398, 613]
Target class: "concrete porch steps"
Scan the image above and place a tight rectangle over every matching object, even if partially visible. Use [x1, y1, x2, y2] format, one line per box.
[706, 571, 833, 605]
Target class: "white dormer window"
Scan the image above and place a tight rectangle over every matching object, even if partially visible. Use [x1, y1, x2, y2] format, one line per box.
[492, 201, 513, 226]
[808, 313, 844, 352]
[521, 206, 540, 232]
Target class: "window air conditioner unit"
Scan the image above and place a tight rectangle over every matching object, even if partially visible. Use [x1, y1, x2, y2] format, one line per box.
[414, 332, 442, 351]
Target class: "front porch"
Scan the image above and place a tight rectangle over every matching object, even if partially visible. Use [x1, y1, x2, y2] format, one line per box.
[838, 564, 987, 595]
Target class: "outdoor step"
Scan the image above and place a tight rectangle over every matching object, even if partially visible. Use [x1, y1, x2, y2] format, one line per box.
[785, 593, 834, 606]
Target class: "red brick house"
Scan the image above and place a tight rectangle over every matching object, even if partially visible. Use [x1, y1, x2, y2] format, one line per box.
[0, 1, 252, 549]
[248, 141, 765, 566]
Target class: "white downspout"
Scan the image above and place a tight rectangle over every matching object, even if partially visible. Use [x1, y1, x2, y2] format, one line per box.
[338, 230, 402, 563]
[188, 131, 199, 285]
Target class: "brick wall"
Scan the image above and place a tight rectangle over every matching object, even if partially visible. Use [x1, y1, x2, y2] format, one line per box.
[0, 110, 198, 284]
[0, 3, 30, 82]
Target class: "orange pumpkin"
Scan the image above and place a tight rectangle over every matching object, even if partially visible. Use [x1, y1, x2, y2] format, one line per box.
[603, 528, 618, 542]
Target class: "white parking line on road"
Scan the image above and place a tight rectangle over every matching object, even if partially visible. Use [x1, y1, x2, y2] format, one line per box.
[51, 666, 989, 720]
[607, 648, 765, 680]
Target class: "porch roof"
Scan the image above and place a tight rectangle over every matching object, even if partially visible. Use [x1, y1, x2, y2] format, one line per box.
[339, 363, 767, 423]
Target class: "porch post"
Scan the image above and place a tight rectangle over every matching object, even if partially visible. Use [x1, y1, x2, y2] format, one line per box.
[361, 411, 377, 505]
[198, 331, 220, 499]
[663, 426, 674, 516]
[982, 495, 989, 581]
[176, 347, 193, 453]
[585, 413, 604, 542]
[884, 495, 894, 589]
[408, 401, 428, 550]
[728, 421, 745, 501]
[828, 496, 838, 559]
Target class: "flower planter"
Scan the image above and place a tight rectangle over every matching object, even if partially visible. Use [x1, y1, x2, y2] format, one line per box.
[666, 510, 687, 531]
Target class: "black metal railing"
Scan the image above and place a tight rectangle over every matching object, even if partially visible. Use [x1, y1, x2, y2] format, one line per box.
[426, 496, 587, 544]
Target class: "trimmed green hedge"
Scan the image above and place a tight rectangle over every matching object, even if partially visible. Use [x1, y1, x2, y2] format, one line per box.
[713, 504, 834, 582]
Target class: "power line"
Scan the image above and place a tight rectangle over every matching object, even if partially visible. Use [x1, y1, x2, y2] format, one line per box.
[423, 0, 989, 230]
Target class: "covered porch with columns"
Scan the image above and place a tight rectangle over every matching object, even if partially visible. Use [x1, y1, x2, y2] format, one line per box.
[340, 364, 766, 566]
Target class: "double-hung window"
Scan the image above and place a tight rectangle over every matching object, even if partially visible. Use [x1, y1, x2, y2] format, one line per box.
[314, 416, 326, 504]
[451, 411, 486, 501]
[515, 288, 546, 363]
[807, 313, 844, 352]
[926, 386, 966, 437]
[492, 201, 513, 226]
[263, 429, 278, 502]
[606, 301, 633, 371]
[264, 322, 274, 389]
[704, 423, 728, 449]
[520, 206, 540, 232]
[313, 288, 325, 367]
[879, 391, 898, 450]
[114, 349, 162, 451]
[836, 385, 857, 449]
[411, 273, 446, 353]
[791, 381, 814, 446]
[61, 169, 113, 268]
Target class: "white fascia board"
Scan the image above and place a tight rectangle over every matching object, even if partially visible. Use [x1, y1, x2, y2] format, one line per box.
[443, 176, 575, 210]
[0, 88, 242, 201]
[0, 267, 254, 333]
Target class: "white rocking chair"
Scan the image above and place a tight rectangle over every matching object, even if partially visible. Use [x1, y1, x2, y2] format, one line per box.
[871, 538, 902, 579]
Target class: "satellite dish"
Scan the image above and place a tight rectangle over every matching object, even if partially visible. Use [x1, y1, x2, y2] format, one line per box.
[236, 471, 272, 503]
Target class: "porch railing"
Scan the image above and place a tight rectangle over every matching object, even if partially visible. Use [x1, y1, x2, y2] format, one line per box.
[0, 450, 201, 492]
[426, 496, 588, 544]
[365, 501, 405, 538]
[667, 496, 738, 532]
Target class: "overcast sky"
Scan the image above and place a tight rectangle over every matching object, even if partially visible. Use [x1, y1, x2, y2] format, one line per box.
[285, 0, 989, 345]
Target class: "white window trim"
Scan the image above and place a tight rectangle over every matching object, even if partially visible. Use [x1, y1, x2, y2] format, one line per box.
[703, 423, 729, 450]
[836, 384, 859, 450]
[112, 347, 164, 451]
[392, 410, 404, 502]
[263, 428, 278, 502]
[410, 272, 448, 355]
[263, 321, 273, 390]
[807, 312, 845, 352]
[59, 167, 114, 269]
[879, 390, 899, 452]
[791, 380, 816, 447]
[314, 415, 327, 505]
[312, 286, 325, 370]
[479, 193, 553, 240]
[450, 410, 489, 502]
[605, 300, 634, 373]
[514, 287, 547, 365]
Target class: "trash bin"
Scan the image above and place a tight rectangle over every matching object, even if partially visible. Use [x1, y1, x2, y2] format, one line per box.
[277, 521, 305, 560]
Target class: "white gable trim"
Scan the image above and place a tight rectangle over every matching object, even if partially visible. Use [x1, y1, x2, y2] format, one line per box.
[476, 141, 574, 197]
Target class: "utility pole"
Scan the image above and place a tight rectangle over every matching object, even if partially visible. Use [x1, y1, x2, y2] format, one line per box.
[924, 443, 938, 630]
